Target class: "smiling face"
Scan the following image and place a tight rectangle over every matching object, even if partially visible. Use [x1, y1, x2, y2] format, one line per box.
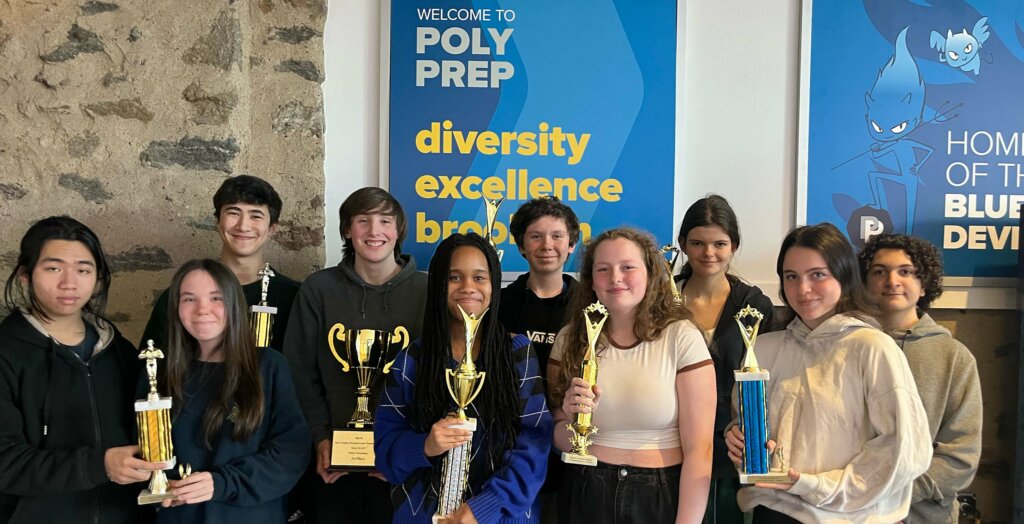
[217, 203, 276, 259]
[25, 240, 98, 322]
[447, 246, 492, 321]
[682, 225, 735, 279]
[177, 269, 227, 354]
[519, 215, 575, 275]
[782, 246, 842, 330]
[865, 248, 924, 318]
[345, 212, 399, 265]
[591, 237, 648, 318]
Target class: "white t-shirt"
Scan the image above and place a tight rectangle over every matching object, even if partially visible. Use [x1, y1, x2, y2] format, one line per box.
[551, 319, 711, 450]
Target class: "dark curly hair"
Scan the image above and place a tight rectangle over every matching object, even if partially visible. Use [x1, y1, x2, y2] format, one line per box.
[858, 234, 943, 310]
[508, 196, 581, 249]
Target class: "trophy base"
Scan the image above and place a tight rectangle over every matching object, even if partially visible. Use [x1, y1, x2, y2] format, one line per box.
[739, 471, 793, 484]
[561, 451, 598, 466]
[329, 427, 376, 472]
[138, 489, 176, 505]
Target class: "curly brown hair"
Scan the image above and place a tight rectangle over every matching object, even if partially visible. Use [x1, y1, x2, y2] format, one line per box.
[858, 234, 944, 310]
[551, 227, 688, 407]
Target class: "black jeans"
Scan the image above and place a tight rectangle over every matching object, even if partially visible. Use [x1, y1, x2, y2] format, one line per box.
[752, 506, 801, 524]
[559, 461, 680, 524]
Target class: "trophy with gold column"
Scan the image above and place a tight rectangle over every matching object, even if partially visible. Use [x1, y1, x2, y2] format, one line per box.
[660, 245, 682, 304]
[484, 197, 505, 261]
[326, 324, 410, 471]
[135, 340, 176, 504]
[561, 302, 609, 466]
[734, 306, 790, 483]
[249, 263, 277, 348]
[434, 305, 488, 521]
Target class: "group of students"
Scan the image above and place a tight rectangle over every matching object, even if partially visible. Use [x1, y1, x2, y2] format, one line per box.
[0, 174, 982, 524]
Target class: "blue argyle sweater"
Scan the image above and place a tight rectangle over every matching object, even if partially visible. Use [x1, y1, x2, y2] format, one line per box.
[374, 334, 551, 523]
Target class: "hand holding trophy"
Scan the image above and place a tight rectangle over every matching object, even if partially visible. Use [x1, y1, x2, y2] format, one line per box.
[434, 304, 488, 522]
[733, 306, 791, 484]
[561, 302, 609, 466]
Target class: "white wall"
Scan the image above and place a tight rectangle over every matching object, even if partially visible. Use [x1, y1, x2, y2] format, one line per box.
[323, 0, 1010, 307]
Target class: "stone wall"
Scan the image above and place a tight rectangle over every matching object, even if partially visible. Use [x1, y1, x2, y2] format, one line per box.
[0, 0, 326, 342]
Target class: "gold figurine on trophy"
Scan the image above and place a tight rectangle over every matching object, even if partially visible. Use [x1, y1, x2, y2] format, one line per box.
[660, 245, 682, 304]
[249, 263, 277, 348]
[484, 197, 504, 261]
[326, 324, 409, 470]
[135, 340, 176, 504]
[435, 305, 488, 520]
[561, 302, 609, 466]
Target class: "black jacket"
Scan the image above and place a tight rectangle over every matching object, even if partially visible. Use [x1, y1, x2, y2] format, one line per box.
[0, 311, 151, 523]
[498, 273, 578, 370]
[675, 275, 775, 478]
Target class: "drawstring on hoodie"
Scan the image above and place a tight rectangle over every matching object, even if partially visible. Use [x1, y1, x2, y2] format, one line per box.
[42, 343, 55, 440]
[360, 286, 368, 319]
[896, 329, 911, 352]
[383, 284, 392, 313]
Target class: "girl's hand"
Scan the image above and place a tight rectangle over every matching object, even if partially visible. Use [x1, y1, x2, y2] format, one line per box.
[442, 503, 478, 523]
[560, 377, 602, 417]
[725, 425, 745, 469]
[424, 416, 472, 457]
[161, 471, 215, 506]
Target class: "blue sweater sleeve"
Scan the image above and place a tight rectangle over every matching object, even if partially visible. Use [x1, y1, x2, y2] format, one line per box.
[466, 337, 553, 523]
[374, 348, 433, 483]
[209, 352, 310, 505]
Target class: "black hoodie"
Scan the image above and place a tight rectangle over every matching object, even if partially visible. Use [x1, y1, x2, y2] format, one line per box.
[498, 273, 578, 370]
[0, 311, 151, 523]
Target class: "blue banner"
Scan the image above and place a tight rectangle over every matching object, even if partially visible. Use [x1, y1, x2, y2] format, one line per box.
[388, 0, 677, 272]
[803, 1, 1024, 278]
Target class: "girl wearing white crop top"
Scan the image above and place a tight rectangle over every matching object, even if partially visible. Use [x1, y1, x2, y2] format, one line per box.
[725, 224, 931, 523]
[548, 227, 716, 524]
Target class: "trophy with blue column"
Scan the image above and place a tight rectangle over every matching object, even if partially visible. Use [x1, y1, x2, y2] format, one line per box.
[734, 306, 790, 484]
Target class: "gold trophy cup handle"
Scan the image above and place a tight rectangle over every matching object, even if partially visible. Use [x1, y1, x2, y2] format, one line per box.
[328, 323, 350, 372]
[445, 368, 458, 405]
[465, 371, 486, 406]
[382, 326, 410, 374]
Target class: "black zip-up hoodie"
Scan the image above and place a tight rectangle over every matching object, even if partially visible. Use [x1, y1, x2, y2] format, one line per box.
[0, 310, 151, 523]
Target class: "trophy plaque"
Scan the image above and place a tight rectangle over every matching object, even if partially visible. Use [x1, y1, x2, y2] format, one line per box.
[484, 197, 505, 261]
[135, 340, 177, 504]
[734, 306, 791, 484]
[561, 302, 609, 466]
[660, 245, 682, 304]
[327, 324, 410, 471]
[249, 263, 277, 348]
[434, 305, 488, 521]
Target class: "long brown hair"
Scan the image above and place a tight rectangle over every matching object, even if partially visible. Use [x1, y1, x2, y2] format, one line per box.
[552, 227, 688, 407]
[165, 259, 265, 447]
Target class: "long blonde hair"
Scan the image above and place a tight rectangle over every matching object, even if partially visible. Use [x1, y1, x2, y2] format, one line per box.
[551, 227, 688, 407]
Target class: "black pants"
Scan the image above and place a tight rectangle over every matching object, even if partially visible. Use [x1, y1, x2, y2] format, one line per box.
[559, 461, 680, 524]
[298, 469, 392, 524]
[752, 506, 800, 524]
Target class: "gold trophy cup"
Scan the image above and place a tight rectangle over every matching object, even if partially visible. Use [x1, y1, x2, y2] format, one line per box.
[561, 302, 609, 466]
[327, 324, 409, 471]
[434, 305, 488, 521]
[484, 197, 505, 261]
[135, 340, 176, 504]
[249, 263, 277, 348]
[660, 245, 682, 304]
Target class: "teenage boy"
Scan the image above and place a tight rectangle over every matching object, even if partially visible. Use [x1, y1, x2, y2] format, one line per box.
[284, 187, 427, 524]
[499, 196, 580, 524]
[859, 234, 982, 524]
[139, 175, 299, 352]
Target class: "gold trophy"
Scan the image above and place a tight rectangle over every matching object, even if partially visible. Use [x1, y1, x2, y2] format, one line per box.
[249, 263, 277, 348]
[484, 197, 505, 261]
[135, 340, 176, 504]
[434, 305, 488, 521]
[660, 245, 682, 304]
[327, 324, 410, 470]
[561, 302, 609, 466]
[734, 306, 790, 483]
